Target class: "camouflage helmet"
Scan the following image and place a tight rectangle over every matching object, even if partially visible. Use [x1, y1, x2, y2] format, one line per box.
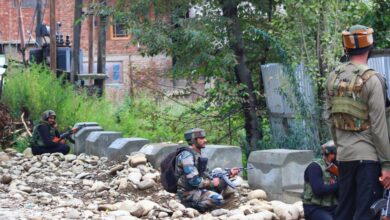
[342, 25, 374, 55]
[184, 128, 206, 144]
[41, 110, 56, 121]
[321, 140, 337, 155]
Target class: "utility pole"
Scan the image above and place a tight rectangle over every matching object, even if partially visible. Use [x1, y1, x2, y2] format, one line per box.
[88, 0, 94, 75]
[72, 0, 83, 83]
[16, 0, 27, 66]
[96, 0, 107, 96]
[35, 0, 43, 46]
[50, 0, 57, 72]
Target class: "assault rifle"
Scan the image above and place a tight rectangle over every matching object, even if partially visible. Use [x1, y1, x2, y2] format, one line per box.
[53, 124, 86, 143]
[326, 163, 339, 177]
[370, 189, 390, 219]
[208, 166, 254, 189]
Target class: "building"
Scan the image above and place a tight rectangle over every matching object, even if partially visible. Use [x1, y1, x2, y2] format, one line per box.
[0, 0, 180, 103]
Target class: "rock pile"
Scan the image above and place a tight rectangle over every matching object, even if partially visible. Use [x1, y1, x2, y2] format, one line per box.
[0, 149, 304, 220]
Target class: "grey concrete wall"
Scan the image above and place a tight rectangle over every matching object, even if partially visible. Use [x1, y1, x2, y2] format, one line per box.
[247, 149, 313, 203]
[107, 138, 150, 162]
[139, 143, 181, 169]
[74, 126, 103, 155]
[202, 145, 242, 171]
[85, 131, 122, 157]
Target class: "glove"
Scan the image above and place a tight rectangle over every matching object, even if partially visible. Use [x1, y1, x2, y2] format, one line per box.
[230, 167, 240, 178]
[379, 170, 390, 189]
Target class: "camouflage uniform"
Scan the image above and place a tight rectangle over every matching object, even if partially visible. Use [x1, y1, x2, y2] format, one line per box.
[175, 148, 225, 212]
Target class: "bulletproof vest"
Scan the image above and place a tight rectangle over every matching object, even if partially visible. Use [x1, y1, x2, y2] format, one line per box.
[30, 121, 56, 147]
[175, 147, 208, 191]
[327, 62, 376, 131]
[302, 159, 338, 207]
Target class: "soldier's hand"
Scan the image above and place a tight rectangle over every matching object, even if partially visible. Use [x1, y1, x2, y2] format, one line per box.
[212, 177, 220, 187]
[379, 170, 390, 189]
[230, 167, 240, 178]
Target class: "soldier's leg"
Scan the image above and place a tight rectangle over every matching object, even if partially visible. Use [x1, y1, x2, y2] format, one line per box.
[354, 161, 382, 220]
[181, 189, 224, 212]
[335, 161, 358, 220]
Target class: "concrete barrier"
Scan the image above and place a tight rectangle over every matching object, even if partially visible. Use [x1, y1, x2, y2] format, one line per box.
[74, 126, 104, 155]
[85, 131, 122, 157]
[202, 145, 242, 171]
[139, 143, 181, 169]
[107, 138, 150, 162]
[73, 122, 100, 128]
[247, 149, 313, 203]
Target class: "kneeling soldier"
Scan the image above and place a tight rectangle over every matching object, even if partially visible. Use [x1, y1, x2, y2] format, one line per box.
[302, 141, 338, 220]
[175, 128, 239, 212]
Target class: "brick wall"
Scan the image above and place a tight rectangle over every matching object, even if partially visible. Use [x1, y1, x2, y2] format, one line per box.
[0, 0, 182, 102]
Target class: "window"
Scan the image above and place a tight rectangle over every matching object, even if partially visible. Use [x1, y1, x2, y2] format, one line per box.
[110, 21, 130, 40]
[13, 0, 48, 8]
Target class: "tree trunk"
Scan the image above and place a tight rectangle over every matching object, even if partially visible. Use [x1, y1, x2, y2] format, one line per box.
[72, 0, 83, 83]
[35, 0, 43, 46]
[97, 0, 107, 97]
[49, 0, 56, 72]
[221, 0, 262, 152]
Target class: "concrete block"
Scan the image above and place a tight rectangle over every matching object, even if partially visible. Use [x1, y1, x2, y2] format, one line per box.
[85, 131, 122, 157]
[202, 145, 242, 171]
[247, 149, 313, 203]
[73, 122, 100, 128]
[74, 126, 104, 155]
[107, 138, 150, 162]
[139, 143, 181, 169]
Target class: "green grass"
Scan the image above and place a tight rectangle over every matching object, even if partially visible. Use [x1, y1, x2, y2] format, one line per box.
[1, 64, 250, 151]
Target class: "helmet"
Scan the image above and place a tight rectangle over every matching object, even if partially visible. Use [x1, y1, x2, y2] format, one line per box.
[184, 128, 206, 144]
[41, 110, 56, 121]
[342, 25, 374, 55]
[321, 140, 336, 155]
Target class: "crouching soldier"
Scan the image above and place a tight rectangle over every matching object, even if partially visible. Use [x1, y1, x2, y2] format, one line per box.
[30, 110, 70, 155]
[302, 141, 338, 220]
[174, 128, 239, 212]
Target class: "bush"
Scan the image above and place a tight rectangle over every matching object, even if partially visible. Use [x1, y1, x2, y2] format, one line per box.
[1, 64, 249, 146]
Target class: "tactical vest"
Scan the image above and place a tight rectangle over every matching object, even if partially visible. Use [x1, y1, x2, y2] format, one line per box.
[30, 121, 56, 147]
[327, 62, 377, 131]
[302, 159, 338, 207]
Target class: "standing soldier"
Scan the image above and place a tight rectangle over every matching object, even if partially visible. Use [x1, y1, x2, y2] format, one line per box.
[325, 25, 390, 220]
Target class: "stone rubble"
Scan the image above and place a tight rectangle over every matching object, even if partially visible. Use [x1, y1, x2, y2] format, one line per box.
[0, 148, 305, 220]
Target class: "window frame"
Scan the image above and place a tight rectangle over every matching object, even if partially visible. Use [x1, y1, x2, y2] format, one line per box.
[109, 18, 130, 40]
[13, 0, 48, 8]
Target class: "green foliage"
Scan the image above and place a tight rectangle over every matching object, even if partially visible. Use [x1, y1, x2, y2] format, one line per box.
[13, 135, 30, 153]
[1, 64, 246, 146]
[361, 0, 390, 48]
[2, 63, 117, 132]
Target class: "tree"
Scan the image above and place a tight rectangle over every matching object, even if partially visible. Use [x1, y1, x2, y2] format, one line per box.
[103, 0, 277, 152]
[94, 0, 376, 151]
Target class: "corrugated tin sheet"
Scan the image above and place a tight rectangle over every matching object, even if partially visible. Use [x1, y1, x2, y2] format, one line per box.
[261, 56, 390, 149]
[261, 63, 318, 149]
[368, 56, 390, 97]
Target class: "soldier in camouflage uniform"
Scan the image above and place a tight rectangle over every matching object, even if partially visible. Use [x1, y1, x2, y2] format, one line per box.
[325, 25, 390, 220]
[302, 141, 338, 220]
[175, 128, 239, 212]
[30, 110, 70, 155]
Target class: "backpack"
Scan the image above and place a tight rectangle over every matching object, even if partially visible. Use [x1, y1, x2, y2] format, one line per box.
[160, 147, 193, 193]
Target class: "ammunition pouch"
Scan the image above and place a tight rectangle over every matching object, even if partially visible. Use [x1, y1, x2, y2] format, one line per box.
[197, 157, 208, 174]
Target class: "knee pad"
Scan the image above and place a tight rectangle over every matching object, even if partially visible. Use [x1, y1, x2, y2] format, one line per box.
[209, 193, 224, 206]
